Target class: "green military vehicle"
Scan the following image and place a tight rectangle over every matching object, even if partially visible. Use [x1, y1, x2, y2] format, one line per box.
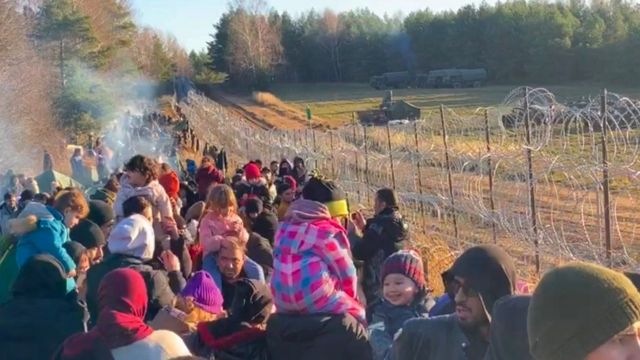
[357, 91, 421, 125]
[417, 68, 487, 88]
[369, 71, 414, 90]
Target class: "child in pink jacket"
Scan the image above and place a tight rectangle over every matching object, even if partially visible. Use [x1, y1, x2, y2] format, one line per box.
[198, 184, 249, 257]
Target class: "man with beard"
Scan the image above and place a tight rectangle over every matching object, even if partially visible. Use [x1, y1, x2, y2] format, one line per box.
[391, 245, 517, 360]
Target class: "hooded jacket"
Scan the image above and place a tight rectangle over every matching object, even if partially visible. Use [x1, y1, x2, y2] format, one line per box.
[352, 207, 409, 305]
[247, 232, 273, 280]
[390, 245, 517, 360]
[11, 202, 77, 292]
[0, 201, 17, 235]
[86, 253, 186, 325]
[271, 199, 366, 324]
[187, 279, 273, 360]
[483, 295, 533, 360]
[113, 174, 175, 240]
[0, 254, 87, 360]
[196, 164, 223, 199]
[267, 312, 372, 360]
[235, 178, 272, 208]
[250, 210, 278, 245]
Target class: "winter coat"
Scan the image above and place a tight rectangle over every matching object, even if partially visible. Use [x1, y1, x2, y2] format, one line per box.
[196, 164, 224, 199]
[235, 179, 272, 207]
[429, 293, 456, 317]
[391, 315, 486, 360]
[0, 295, 88, 360]
[86, 253, 186, 325]
[368, 299, 430, 360]
[0, 202, 17, 235]
[186, 324, 270, 360]
[247, 232, 273, 280]
[216, 149, 228, 174]
[0, 254, 87, 360]
[267, 313, 372, 360]
[484, 296, 533, 360]
[113, 174, 175, 240]
[250, 210, 278, 245]
[12, 203, 76, 292]
[352, 207, 409, 305]
[199, 212, 247, 256]
[392, 245, 517, 360]
[271, 199, 366, 324]
[202, 253, 265, 294]
[187, 278, 272, 359]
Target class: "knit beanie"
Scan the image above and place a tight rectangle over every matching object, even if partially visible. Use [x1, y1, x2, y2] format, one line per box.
[528, 262, 640, 360]
[62, 241, 87, 266]
[159, 172, 180, 200]
[302, 175, 348, 218]
[180, 271, 224, 315]
[87, 200, 115, 228]
[244, 163, 261, 181]
[381, 250, 426, 292]
[70, 219, 106, 249]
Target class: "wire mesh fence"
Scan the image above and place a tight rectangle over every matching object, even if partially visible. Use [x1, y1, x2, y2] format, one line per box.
[181, 86, 640, 285]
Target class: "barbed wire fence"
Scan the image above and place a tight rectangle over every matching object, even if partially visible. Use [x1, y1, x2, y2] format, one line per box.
[181, 86, 640, 286]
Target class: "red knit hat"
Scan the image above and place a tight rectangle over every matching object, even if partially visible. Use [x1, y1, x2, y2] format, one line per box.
[283, 175, 297, 190]
[381, 250, 426, 292]
[159, 172, 180, 200]
[244, 163, 262, 181]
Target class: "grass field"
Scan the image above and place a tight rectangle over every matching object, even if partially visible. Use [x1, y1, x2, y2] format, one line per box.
[270, 82, 640, 123]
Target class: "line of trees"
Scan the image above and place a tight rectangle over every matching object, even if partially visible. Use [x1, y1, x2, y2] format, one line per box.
[209, 0, 640, 88]
[1, 0, 192, 172]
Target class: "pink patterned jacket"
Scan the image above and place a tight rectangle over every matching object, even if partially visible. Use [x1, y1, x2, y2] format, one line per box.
[270, 199, 366, 324]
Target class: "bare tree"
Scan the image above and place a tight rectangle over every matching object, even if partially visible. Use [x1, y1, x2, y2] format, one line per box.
[318, 9, 344, 81]
[226, 0, 282, 86]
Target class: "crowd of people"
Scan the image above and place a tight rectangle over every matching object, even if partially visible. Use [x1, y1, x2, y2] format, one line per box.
[1, 112, 640, 360]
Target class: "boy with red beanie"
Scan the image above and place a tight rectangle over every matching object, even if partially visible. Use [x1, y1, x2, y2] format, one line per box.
[368, 250, 431, 360]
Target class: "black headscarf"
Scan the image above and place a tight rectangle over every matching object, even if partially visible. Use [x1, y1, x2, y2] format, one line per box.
[484, 295, 533, 360]
[447, 245, 517, 321]
[12, 254, 67, 299]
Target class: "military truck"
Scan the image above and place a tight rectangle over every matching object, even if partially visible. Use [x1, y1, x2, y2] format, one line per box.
[357, 91, 421, 125]
[369, 72, 414, 90]
[419, 68, 487, 88]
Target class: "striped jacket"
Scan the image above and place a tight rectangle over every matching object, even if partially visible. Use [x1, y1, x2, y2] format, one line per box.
[271, 201, 366, 324]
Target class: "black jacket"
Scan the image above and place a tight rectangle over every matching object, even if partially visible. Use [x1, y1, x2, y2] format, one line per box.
[251, 211, 278, 245]
[235, 181, 272, 207]
[484, 296, 533, 360]
[86, 253, 186, 325]
[0, 295, 87, 360]
[391, 315, 486, 360]
[352, 207, 409, 304]
[247, 232, 273, 279]
[267, 313, 372, 360]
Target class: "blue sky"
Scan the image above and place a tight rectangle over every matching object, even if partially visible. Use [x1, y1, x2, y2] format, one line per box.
[131, 0, 491, 52]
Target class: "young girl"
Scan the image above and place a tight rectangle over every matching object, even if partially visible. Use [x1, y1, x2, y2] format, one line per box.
[150, 271, 225, 335]
[368, 250, 431, 360]
[113, 155, 177, 241]
[199, 184, 248, 257]
[199, 184, 249, 279]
